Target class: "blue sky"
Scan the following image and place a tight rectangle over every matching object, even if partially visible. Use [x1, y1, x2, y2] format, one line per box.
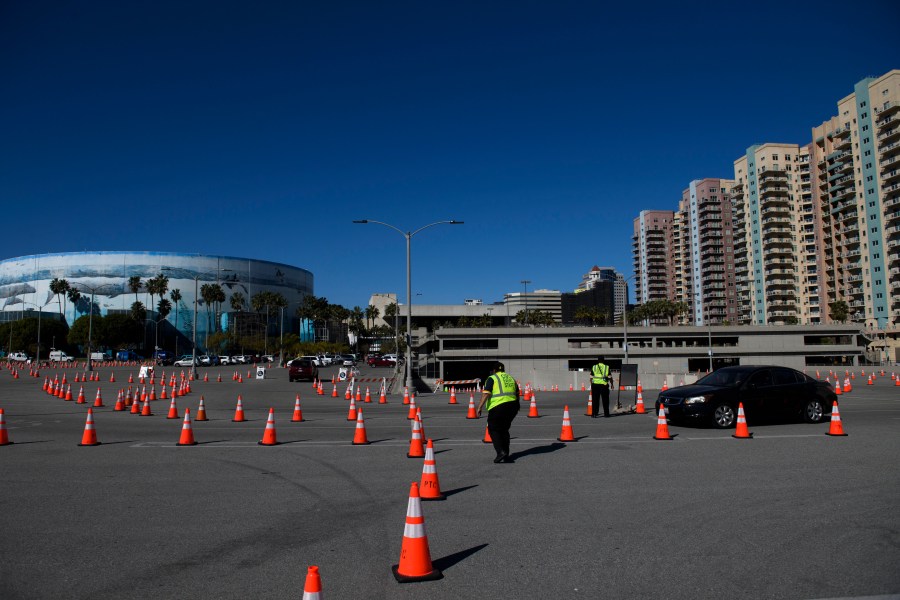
[1, 1, 898, 309]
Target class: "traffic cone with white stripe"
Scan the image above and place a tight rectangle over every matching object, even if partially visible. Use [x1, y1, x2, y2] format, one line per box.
[407, 393, 417, 420]
[448, 387, 457, 405]
[407, 416, 425, 458]
[653, 403, 672, 440]
[292, 394, 304, 422]
[466, 393, 478, 419]
[196, 396, 208, 421]
[419, 439, 445, 500]
[78, 408, 101, 446]
[177, 408, 198, 446]
[166, 396, 179, 419]
[527, 392, 540, 418]
[584, 392, 593, 416]
[347, 394, 358, 421]
[232, 396, 246, 422]
[732, 402, 752, 439]
[301, 566, 324, 599]
[140, 395, 153, 416]
[0, 409, 11, 446]
[331, 383, 338, 398]
[635, 390, 646, 414]
[379, 384, 387, 404]
[557, 405, 575, 442]
[825, 401, 848, 436]
[93, 388, 104, 408]
[391, 482, 443, 582]
[113, 390, 125, 411]
[352, 408, 369, 445]
[403, 387, 410, 405]
[364, 387, 371, 403]
[258, 408, 279, 445]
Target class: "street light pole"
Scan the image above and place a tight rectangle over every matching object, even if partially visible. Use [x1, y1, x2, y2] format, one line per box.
[353, 219, 464, 392]
[71, 283, 114, 371]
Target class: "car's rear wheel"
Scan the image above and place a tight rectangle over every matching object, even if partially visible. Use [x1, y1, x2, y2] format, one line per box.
[711, 403, 736, 429]
[803, 398, 825, 423]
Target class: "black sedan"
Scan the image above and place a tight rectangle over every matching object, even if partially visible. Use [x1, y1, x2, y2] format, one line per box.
[655, 365, 836, 429]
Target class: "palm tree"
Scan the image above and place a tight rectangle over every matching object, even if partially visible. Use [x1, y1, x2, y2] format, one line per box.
[49, 278, 69, 317]
[66, 288, 82, 321]
[130, 301, 147, 322]
[200, 283, 219, 343]
[127, 276, 142, 311]
[157, 298, 172, 321]
[350, 306, 365, 334]
[365, 304, 380, 329]
[169, 289, 182, 354]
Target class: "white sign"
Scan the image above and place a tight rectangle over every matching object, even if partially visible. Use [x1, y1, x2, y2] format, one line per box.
[139, 366, 153, 379]
[256, 367, 266, 380]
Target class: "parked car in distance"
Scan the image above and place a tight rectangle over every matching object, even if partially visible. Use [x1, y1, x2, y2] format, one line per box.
[300, 355, 322, 367]
[288, 358, 319, 382]
[655, 365, 837, 429]
[368, 356, 396, 367]
[116, 350, 143, 362]
[8, 352, 29, 362]
[91, 351, 108, 362]
[262, 355, 274, 363]
[174, 355, 198, 367]
[336, 354, 356, 366]
[49, 350, 74, 362]
[198, 355, 220, 366]
[219, 356, 231, 365]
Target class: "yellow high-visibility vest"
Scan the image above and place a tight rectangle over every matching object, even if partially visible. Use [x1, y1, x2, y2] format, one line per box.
[486, 372, 518, 411]
[591, 363, 610, 385]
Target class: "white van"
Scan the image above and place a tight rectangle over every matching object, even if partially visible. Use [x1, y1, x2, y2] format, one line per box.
[90, 352, 106, 361]
[49, 350, 74, 362]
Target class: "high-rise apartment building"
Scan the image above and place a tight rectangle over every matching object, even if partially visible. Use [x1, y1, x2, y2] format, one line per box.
[632, 210, 675, 306]
[631, 69, 899, 329]
[674, 179, 737, 325]
[575, 265, 628, 321]
[731, 144, 812, 325]
[811, 70, 900, 328]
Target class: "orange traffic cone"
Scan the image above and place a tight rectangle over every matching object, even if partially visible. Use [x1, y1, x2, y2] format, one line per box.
[584, 392, 593, 416]
[732, 402, 752, 439]
[78, 408, 101, 446]
[331, 383, 338, 398]
[166, 397, 179, 419]
[557, 405, 575, 442]
[232, 396, 246, 422]
[527, 392, 540, 418]
[196, 396, 208, 421]
[93, 388, 104, 408]
[407, 394, 417, 420]
[64, 385, 73, 401]
[364, 387, 371, 403]
[317, 381, 324, 396]
[113, 390, 125, 411]
[419, 439, 445, 500]
[391, 482, 443, 582]
[291, 394, 304, 422]
[140, 396, 153, 416]
[128, 373, 133, 383]
[109, 372, 115, 383]
[449, 387, 457, 405]
[834, 380, 842, 396]
[635, 390, 646, 414]
[347, 395, 358, 421]
[130, 396, 141, 414]
[379, 385, 387, 404]
[825, 401, 848, 436]
[258, 408, 279, 445]
[0, 408, 11, 445]
[661, 380, 668, 391]
[482, 425, 492, 444]
[466, 394, 478, 419]
[407, 416, 425, 458]
[653, 404, 672, 440]
[160, 386, 168, 400]
[301, 565, 323, 599]
[345, 383, 352, 400]
[177, 408, 198, 446]
[352, 408, 370, 445]
[403, 387, 410, 405]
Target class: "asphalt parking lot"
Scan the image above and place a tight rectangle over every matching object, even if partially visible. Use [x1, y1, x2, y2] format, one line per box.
[1, 363, 899, 600]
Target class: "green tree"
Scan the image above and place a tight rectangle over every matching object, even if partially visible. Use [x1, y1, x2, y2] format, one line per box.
[99, 313, 144, 349]
[365, 304, 380, 329]
[66, 287, 82, 321]
[127, 276, 142, 306]
[157, 298, 172, 321]
[49, 278, 70, 317]
[130, 301, 147, 323]
[829, 300, 850, 324]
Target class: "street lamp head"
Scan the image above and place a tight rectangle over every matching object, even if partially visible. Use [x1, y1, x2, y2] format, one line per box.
[352, 220, 369, 224]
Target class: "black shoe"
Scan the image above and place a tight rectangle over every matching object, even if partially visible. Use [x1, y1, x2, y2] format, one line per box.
[493, 452, 508, 463]
[501, 456, 515, 463]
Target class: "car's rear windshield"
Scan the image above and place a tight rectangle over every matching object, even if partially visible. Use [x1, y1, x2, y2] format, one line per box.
[294, 360, 312, 367]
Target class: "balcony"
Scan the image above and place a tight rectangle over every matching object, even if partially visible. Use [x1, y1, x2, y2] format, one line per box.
[877, 127, 900, 144]
[875, 101, 900, 124]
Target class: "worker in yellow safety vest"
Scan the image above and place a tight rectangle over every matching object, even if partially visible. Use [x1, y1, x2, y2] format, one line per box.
[590, 356, 614, 418]
[477, 362, 520, 463]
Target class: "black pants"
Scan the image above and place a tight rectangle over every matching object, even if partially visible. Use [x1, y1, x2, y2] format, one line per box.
[487, 400, 520, 457]
[591, 383, 610, 417]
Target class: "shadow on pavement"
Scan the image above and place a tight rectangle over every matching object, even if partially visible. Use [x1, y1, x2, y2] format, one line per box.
[432, 543, 489, 572]
[509, 442, 567, 461]
[441, 485, 478, 498]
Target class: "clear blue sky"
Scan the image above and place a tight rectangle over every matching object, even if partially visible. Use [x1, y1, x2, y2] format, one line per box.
[2, 1, 898, 309]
